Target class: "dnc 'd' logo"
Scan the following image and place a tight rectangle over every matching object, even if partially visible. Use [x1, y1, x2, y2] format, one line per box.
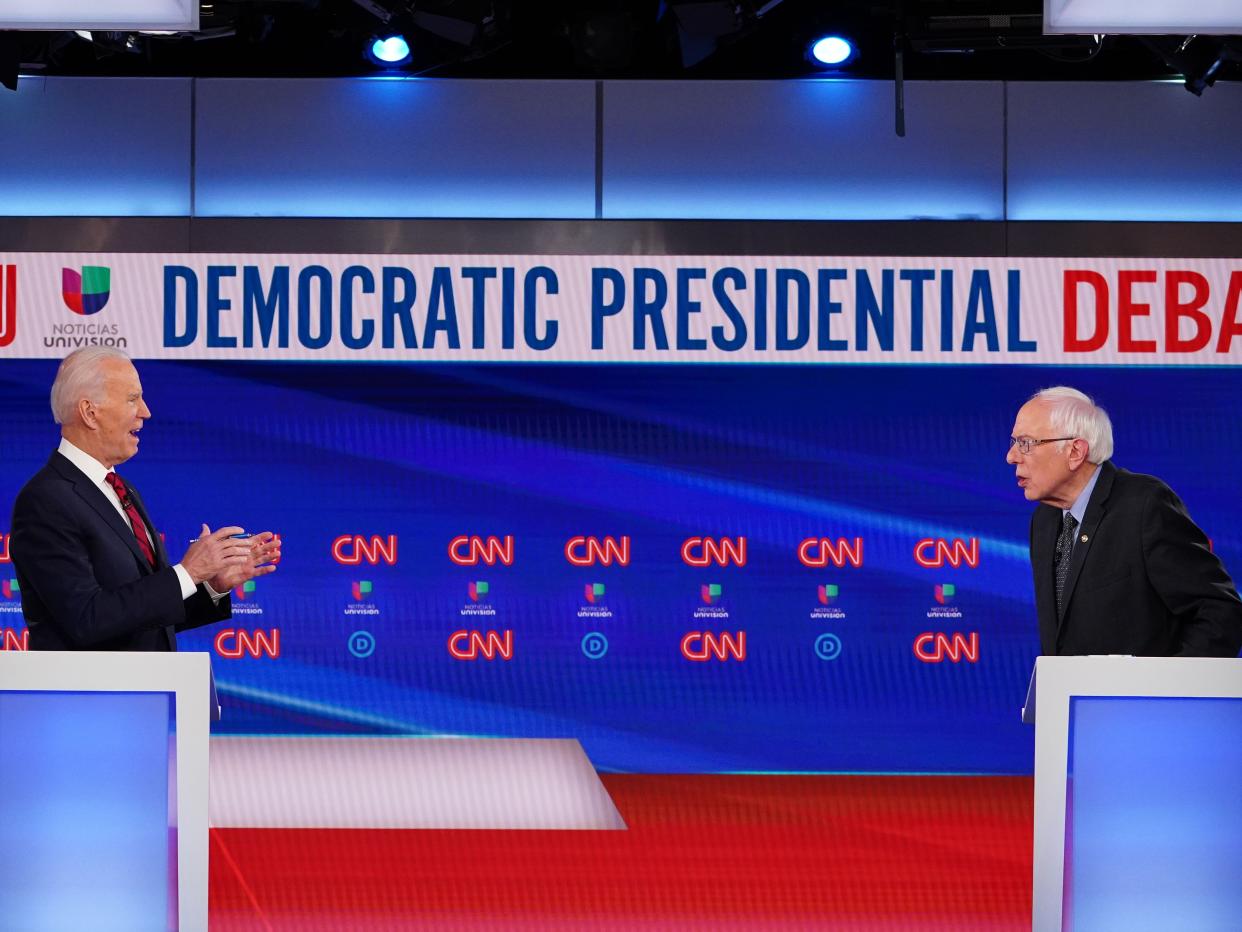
[62, 266, 111, 316]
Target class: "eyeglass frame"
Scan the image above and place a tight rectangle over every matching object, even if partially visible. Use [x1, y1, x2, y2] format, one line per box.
[1009, 436, 1076, 455]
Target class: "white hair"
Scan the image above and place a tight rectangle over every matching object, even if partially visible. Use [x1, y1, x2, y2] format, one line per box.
[50, 347, 132, 426]
[1030, 386, 1113, 464]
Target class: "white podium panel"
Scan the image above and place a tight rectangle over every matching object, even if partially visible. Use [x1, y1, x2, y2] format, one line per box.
[0, 651, 215, 932]
[1029, 656, 1242, 932]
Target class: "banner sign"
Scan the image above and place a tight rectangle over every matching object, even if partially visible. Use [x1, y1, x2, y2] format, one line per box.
[2, 254, 1241, 363]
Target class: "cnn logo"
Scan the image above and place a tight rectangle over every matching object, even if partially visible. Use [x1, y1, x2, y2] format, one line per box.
[449, 629, 514, 660]
[332, 534, 398, 565]
[681, 537, 747, 567]
[914, 538, 979, 568]
[449, 535, 514, 566]
[797, 537, 863, 568]
[215, 628, 281, 659]
[565, 535, 630, 566]
[913, 632, 979, 663]
[681, 630, 747, 661]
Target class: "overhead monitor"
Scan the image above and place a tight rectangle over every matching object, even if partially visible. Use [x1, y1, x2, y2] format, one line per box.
[0, 0, 197, 31]
[1045, 0, 1242, 34]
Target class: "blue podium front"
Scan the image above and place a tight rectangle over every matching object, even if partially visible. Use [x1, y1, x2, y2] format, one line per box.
[0, 691, 177, 932]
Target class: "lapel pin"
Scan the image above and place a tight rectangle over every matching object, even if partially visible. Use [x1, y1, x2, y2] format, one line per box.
[1080, 534, 1089, 543]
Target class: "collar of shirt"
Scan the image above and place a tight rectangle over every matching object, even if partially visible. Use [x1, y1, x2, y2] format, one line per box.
[58, 436, 131, 523]
[1066, 463, 1102, 528]
[58, 436, 113, 486]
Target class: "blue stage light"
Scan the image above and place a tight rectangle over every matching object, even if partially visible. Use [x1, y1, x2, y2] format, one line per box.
[369, 35, 411, 66]
[810, 36, 854, 67]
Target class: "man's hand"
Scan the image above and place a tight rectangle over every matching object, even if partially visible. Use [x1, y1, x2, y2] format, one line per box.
[180, 524, 255, 585]
[207, 530, 281, 593]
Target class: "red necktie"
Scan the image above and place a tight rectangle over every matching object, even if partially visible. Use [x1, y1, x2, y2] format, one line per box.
[104, 471, 156, 568]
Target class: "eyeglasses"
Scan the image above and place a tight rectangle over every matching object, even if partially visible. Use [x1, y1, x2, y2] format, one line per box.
[1009, 436, 1075, 455]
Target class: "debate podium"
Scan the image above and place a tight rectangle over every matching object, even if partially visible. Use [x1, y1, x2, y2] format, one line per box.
[1024, 655, 1242, 932]
[0, 651, 218, 932]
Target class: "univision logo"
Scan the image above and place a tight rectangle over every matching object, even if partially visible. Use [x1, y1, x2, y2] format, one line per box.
[62, 266, 111, 316]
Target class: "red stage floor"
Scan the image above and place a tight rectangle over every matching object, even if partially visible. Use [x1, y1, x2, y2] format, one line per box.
[209, 774, 1033, 930]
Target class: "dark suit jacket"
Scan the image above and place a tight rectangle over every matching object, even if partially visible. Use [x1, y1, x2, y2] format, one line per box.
[9, 451, 231, 650]
[1030, 460, 1242, 657]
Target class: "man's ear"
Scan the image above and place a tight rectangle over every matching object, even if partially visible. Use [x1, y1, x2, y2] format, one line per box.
[76, 398, 97, 430]
[1068, 437, 1090, 469]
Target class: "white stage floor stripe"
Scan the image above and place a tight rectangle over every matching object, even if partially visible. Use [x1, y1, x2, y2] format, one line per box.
[208, 736, 627, 830]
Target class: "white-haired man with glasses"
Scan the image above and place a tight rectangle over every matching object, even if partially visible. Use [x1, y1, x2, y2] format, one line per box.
[1006, 386, 1242, 657]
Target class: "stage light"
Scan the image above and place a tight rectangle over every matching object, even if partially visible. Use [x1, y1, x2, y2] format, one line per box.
[810, 35, 854, 67]
[368, 34, 411, 66]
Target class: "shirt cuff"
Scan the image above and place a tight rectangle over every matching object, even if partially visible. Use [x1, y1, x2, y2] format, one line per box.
[202, 578, 228, 603]
[173, 564, 198, 600]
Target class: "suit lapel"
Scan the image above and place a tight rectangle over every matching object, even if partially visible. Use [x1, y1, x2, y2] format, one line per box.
[50, 452, 154, 572]
[1056, 461, 1116, 636]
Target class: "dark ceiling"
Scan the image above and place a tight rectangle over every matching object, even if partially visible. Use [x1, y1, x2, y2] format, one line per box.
[5, 0, 1242, 90]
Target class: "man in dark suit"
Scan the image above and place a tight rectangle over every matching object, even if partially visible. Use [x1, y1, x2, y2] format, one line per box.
[10, 347, 280, 651]
[1006, 386, 1242, 657]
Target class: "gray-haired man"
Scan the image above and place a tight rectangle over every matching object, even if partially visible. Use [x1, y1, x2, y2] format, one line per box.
[10, 347, 280, 650]
[1006, 386, 1242, 657]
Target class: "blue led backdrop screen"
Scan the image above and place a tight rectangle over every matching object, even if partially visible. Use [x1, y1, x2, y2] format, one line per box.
[3, 359, 1239, 774]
